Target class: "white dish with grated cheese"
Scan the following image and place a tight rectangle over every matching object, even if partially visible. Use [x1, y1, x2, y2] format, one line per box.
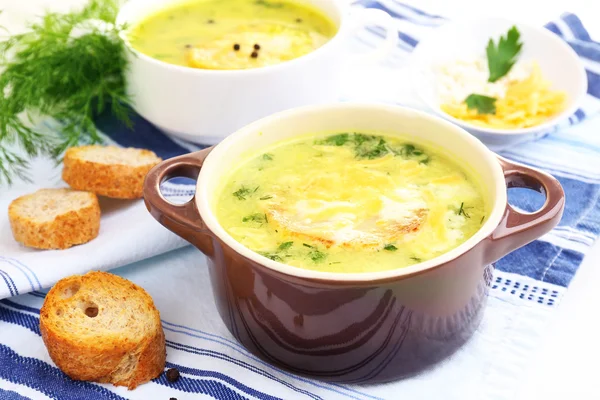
[410, 17, 587, 151]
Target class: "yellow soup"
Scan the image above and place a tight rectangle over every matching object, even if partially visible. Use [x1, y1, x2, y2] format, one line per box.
[215, 133, 488, 273]
[127, 0, 338, 70]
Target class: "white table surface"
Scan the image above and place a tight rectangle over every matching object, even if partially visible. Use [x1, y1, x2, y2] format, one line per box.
[2, 1, 600, 398]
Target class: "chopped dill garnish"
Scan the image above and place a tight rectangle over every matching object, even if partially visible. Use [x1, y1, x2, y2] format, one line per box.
[319, 133, 430, 163]
[400, 144, 416, 155]
[262, 153, 273, 161]
[309, 249, 326, 263]
[394, 143, 429, 164]
[260, 252, 283, 261]
[242, 213, 267, 223]
[329, 261, 341, 265]
[0, 0, 132, 184]
[383, 244, 398, 251]
[480, 216, 485, 224]
[233, 186, 252, 200]
[353, 133, 370, 146]
[410, 256, 422, 262]
[356, 137, 388, 159]
[278, 241, 293, 250]
[259, 195, 273, 200]
[152, 53, 174, 60]
[254, 0, 284, 8]
[457, 202, 471, 218]
[320, 133, 349, 146]
[302, 243, 313, 248]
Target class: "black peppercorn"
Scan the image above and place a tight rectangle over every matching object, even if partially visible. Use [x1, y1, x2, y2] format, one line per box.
[253, 44, 260, 50]
[233, 43, 240, 51]
[251, 51, 259, 58]
[166, 368, 180, 383]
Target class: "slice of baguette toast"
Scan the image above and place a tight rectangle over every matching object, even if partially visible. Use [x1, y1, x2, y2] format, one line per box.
[40, 271, 166, 390]
[62, 145, 162, 199]
[8, 188, 100, 250]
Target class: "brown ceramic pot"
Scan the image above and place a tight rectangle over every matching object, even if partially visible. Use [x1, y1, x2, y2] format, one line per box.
[143, 104, 564, 383]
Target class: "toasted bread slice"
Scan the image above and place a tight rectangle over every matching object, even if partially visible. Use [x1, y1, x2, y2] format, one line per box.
[62, 145, 162, 199]
[8, 188, 100, 250]
[40, 271, 166, 390]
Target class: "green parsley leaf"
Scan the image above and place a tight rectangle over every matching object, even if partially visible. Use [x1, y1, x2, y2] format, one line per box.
[383, 244, 398, 251]
[465, 94, 497, 115]
[486, 26, 523, 83]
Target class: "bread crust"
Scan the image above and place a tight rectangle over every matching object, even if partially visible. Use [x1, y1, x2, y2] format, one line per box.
[62, 146, 161, 199]
[8, 189, 100, 250]
[40, 272, 166, 390]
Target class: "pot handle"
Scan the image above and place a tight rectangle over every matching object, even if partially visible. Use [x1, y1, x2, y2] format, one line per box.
[348, 8, 399, 65]
[483, 156, 565, 265]
[143, 147, 214, 253]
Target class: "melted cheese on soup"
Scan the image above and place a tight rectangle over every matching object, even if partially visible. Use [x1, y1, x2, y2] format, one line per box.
[214, 133, 487, 273]
[127, 0, 337, 70]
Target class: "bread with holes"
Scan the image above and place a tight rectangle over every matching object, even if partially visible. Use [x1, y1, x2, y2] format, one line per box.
[62, 145, 162, 199]
[8, 188, 100, 250]
[39, 271, 166, 390]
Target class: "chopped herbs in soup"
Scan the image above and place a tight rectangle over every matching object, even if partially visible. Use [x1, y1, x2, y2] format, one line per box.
[127, 0, 338, 70]
[215, 133, 488, 273]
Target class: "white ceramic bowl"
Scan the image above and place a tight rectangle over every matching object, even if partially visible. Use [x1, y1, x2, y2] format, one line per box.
[116, 0, 399, 144]
[410, 17, 587, 151]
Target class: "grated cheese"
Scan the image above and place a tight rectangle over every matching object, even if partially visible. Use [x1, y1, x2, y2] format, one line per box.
[434, 56, 534, 104]
[434, 57, 567, 130]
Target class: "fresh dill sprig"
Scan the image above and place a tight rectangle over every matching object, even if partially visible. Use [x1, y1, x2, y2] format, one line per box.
[0, 0, 132, 184]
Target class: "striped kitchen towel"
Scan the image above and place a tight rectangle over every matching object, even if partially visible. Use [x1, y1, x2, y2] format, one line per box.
[0, 2, 599, 399]
[1, 2, 598, 299]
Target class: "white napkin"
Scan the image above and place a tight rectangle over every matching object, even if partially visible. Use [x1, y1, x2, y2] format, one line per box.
[0, 161, 190, 298]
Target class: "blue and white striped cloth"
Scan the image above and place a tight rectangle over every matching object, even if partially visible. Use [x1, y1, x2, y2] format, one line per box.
[0, 1, 599, 399]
